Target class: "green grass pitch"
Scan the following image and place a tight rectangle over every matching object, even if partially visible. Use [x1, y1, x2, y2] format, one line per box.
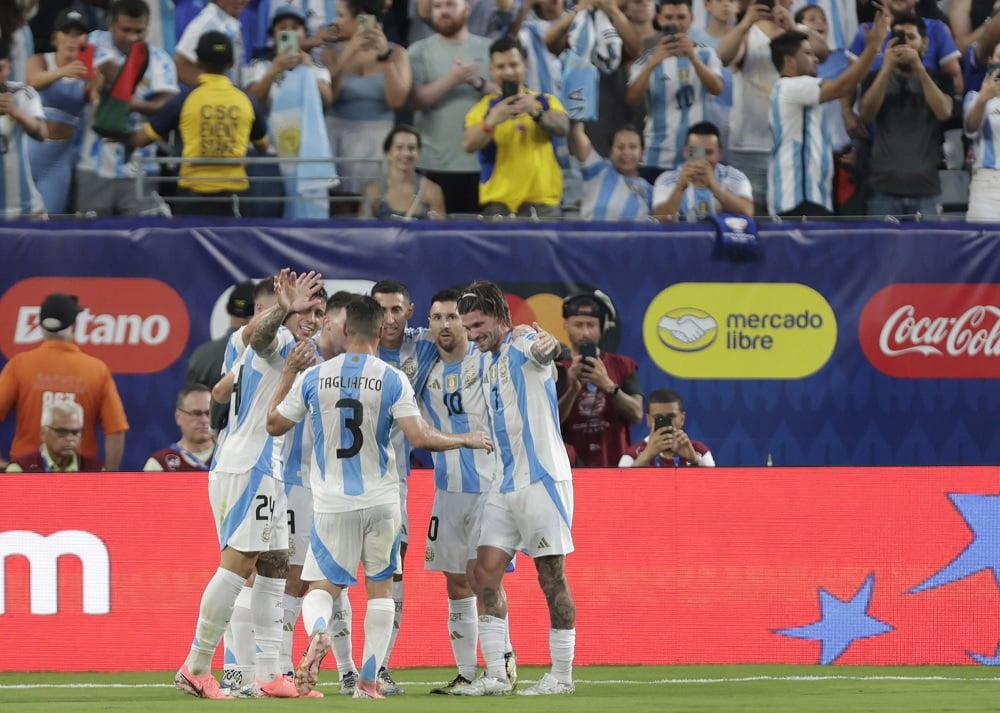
[2, 666, 999, 712]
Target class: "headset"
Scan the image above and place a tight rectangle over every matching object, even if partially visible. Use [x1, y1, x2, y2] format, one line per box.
[562, 289, 618, 334]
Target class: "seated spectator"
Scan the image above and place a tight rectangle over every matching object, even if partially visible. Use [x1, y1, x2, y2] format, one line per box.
[859, 13, 953, 217]
[652, 121, 753, 220]
[128, 31, 269, 217]
[321, 0, 412, 204]
[245, 5, 336, 220]
[462, 34, 569, 217]
[568, 120, 654, 220]
[964, 50, 1000, 221]
[626, 0, 724, 183]
[25, 8, 95, 215]
[360, 124, 446, 219]
[6, 400, 103, 473]
[0, 37, 47, 219]
[618, 388, 715, 468]
[143, 383, 216, 472]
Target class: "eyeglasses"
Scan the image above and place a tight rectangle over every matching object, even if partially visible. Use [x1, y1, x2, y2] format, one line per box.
[44, 426, 83, 438]
[178, 409, 212, 418]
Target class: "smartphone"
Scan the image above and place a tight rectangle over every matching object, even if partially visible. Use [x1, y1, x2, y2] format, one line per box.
[277, 30, 299, 56]
[989, 62, 1000, 77]
[654, 414, 674, 432]
[686, 144, 707, 162]
[501, 79, 519, 98]
[579, 342, 598, 364]
[890, 28, 908, 45]
[357, 13, 377, 31]
[661, 22, 680, 37]
[757, 0, 774, 8]
[77, 43, 95, 80]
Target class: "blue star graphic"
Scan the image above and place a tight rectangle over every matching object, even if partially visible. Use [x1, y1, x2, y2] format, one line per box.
[908, 494, 1000, 595]
[969, 643, 1000, 666]
[775, 573, 893, 664]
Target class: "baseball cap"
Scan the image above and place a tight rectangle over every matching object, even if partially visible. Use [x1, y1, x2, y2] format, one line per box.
[563, 294, 605, 322]
[270, 4, 308, 32]
[196, 31, 234, 66]
[54, 8, 89, 33]
[226, 280, 256, 319]
[40, 293, 84, 332]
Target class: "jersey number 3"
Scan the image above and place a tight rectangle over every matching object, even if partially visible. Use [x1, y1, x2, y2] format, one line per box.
[336, 397, 364, 459]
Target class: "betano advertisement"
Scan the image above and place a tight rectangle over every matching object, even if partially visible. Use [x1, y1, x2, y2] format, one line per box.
[3, 467, 1000, 672]
[1, 221, 999, 468]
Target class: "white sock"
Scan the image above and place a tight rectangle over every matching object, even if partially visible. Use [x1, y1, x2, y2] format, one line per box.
[301, 589, 334, 635]
[478, 615, 507, 681]
[448, 596, 479, 680]
[184, 567, 246, 676]
[223, 585, 255, 689]
[329, 590, 356, 676]
[361, 598, 395, 683]
[280, 594, 302, 674]
[251, 575, 286, 683]
[504, 609, 512, 652]
[549, 628, 576, 684]
[380, 581, 403, 670]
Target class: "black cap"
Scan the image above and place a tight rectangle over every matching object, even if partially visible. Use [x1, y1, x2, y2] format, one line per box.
[563, 294, 605, 322]
[54, 8, 89, 33]
[40, 293, 84, 332]
[196, 31, 234, 66]
[226, 280, 256, 319]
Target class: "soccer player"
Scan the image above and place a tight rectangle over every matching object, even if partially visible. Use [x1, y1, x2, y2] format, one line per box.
[370, 278, 439, 694]
[419, 288, 517, 694]
[173, 269, 325, 700]
[455, 281, 577, 696]
[266, 295, 494, 699]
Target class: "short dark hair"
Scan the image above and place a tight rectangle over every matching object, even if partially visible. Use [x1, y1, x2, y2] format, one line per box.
[793, 4, 824, 24]
[0, 38, 10, 63]
[660, 0, 693, 8]
[430, 288, 462, 305]
[892, 12, 926, 37]
[346, 0, 385, 17]
[611, 123, 645, 151]
[254, 277, 276, 301]
[489, 35, 525, 60]
[457, 280, 511, 327]
[110, 0, 150, 20]
[327, 290, 354, 313]
[370, 279, 411, 303]
[383, 124, 421, 153]
[177, 382, 211, 408]
[686, 121, 720, 140]
[770, 30, 810, 73]
[346, 295, 385, 338]
[648, 388, 684, 412]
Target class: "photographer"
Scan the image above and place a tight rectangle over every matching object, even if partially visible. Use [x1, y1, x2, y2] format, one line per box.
[652, 120, 753, 221]
[858, 13, 953, 217]
[618, 388, 715, 468]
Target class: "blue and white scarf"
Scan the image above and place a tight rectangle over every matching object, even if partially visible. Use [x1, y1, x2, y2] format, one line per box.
[567, 8, 622, 75]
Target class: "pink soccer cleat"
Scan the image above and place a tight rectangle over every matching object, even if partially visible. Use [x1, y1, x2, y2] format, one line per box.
[353, 679, 384, 699]
[174, 665, 234, 700]
[294, 632, 331, 697]
[259, 673, 300, 698]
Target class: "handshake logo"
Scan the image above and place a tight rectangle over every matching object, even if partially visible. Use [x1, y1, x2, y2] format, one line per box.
[657, 308, 718, 351]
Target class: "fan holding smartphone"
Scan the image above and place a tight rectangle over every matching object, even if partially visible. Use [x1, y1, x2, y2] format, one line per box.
[618, 389, 716, 468]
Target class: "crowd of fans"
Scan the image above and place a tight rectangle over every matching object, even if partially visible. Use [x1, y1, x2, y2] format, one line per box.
[1, 0, 998, 221]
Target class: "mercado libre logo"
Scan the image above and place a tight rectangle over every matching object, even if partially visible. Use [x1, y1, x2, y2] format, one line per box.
[859, 283, 1000, 378]
[0, 277, 190, 374]
[643, 283, 837, 379]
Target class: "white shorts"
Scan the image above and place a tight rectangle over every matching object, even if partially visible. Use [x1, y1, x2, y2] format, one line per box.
[285, 482, 314, 567]
[302, 503, 401, 587]
[480, 477, 574, 558]
[424, 490, 488, 574]
[210, 470, 289, 553]
[399, 478, 409, 544]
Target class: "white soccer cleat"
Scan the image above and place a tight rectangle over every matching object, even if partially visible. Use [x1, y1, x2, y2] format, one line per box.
[517, 672, 575, 696]
[451, 674, 513, 697]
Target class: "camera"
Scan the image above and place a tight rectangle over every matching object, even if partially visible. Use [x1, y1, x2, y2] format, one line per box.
[501, 79, 519, 98]
[579, 342, 598, 364]
[891, 29, 908, 45]
[654, 414, 674, 432]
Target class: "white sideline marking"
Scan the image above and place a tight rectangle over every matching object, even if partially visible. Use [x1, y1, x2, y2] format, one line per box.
[3, 676, 1000, 690]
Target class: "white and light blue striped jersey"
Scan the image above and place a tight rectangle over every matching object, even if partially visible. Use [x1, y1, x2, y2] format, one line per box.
[212, 328, 297, 477]
[652, 162, 753, 221]
[579, 151, 654, 221]
[964, 91, 1000, 170]
[223, 326, 249, 376]
[419, 352, 498, 494]
[0, 82, 45, 218]
[790, 0, 857, 51]
[477, 331, 572, 493]
[379, 327, 439, 480]
[276, 353, 421, 514]
[628, 47, 723, 170]
[175, 4, 246, 86]
[768, 75, 832, 216]
[280, 418, 315, 489]
[78, 32, 178, 179]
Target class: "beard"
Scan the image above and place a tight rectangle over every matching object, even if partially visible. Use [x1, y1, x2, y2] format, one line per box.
[434, 16, 464, 37]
